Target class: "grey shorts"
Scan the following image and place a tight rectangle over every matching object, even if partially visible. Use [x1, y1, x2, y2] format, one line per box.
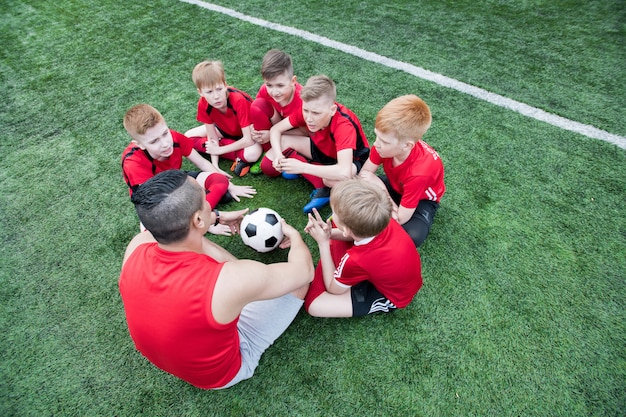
[217, 293, 304, 389]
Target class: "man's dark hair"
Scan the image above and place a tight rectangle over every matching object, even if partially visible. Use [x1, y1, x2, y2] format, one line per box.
[131, 170, 204, 244]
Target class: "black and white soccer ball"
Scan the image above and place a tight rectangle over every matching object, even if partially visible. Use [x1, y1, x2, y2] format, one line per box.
[240, 207, 284, 253]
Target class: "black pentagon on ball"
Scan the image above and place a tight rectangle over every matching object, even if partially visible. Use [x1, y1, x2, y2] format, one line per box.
[265, 236, 278, 248]
[244, 223, 257, 237]
[265, 213, 279, 226]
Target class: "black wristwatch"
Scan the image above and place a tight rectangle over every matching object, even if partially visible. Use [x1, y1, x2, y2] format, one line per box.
[213, 209, 220, 226]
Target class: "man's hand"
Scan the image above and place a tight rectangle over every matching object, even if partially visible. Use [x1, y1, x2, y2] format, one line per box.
[216, 208, 250, 234]
[280, 219, 303, 246]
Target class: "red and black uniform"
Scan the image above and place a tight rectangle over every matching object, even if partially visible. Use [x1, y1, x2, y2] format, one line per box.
[288, 102, 370, 168]
[254, 83, 303, 122]
[121, 130, 228, 207]
[305, 219, 422, 316]
[121, 130, 193, 195]
[370, 140, 445, 247]
[250, 83, 304, 153]
[193, 87, 254, 162]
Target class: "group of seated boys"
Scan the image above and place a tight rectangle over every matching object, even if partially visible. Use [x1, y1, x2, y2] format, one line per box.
[118, 49, 446, 390]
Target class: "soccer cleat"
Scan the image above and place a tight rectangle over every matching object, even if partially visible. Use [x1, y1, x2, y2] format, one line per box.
[219, 190, 233, 205]
[303, 187, 331, 213]
[230, 158, 251, 177]
[249, 158, 262, 175]
[281, 172, 301, 180]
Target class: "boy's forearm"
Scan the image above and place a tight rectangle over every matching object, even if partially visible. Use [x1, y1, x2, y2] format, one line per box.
[317, 242, 336, 291]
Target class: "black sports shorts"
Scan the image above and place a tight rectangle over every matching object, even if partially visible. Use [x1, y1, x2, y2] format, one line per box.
[351, 281, 398, 317]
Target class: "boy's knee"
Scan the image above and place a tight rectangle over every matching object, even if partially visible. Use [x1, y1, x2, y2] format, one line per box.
[250, 98, 274, 130]
[403, 222, 429, 248]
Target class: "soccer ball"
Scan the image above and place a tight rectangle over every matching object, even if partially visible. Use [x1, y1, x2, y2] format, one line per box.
[240, 208, 284, 253]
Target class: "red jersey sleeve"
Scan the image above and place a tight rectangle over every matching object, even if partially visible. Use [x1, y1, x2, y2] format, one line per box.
[333, 252, 369, 288]
[287, 107, 306, 128]
[172, 130, 194, 157]
[230, 91, 252, 128]
[369, 146, 383, 165]
[196, 97, 212, 125]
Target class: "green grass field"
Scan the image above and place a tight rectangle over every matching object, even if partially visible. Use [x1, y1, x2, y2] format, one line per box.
[1, 0, 625, 416]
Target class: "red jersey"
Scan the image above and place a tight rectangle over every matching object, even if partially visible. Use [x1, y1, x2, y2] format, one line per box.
[255, 82, 303, 119]
[289, 103, 370, 163]
[334, 219, 422, 308]
[121, 130, 193, 195]
[370, 140, 445, 208]
[196, 87, 253, 139]
[119, 243, 241, 389]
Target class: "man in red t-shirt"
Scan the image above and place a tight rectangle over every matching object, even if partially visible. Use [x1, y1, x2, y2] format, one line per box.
[121, 104, 256, 235]
[119, 170, 313, 389]
[360, 95, 445, 247]
[263, 75, 370, 213]
[184, 61, 261, 177]
[303, 179, 422, 317]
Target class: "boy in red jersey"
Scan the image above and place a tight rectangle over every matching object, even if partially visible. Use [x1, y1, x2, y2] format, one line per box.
[248, 49, 307, 173]
[359, 95, 445, 247]
[303, 178, 422, 317]
[262, 75, 370, 213]
[184, 60, 261, 177]
[119, 170, 313, 389]
[121, 104, 256, 235]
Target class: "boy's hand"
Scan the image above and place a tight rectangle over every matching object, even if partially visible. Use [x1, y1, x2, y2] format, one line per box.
[279, 158, 304, 174]
[228, 183, 257, 202]
[205, 139, 221, 155]
[272, 156, 286, 172]
[251, 128, 270, 144]
[208, 223, 235, 236]
[304, 208, 331, 243]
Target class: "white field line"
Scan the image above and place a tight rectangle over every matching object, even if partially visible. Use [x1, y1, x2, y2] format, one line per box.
[180, 0, 626, 150]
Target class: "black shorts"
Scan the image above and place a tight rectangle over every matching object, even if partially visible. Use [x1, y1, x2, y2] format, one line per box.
[309, 143, 370, 173]
[351, 281, 397, 317]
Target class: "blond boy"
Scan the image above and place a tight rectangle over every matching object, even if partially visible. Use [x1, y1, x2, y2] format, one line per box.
[184, 60, 261, 177]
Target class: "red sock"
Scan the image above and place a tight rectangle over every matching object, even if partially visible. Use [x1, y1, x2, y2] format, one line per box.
[204, 173, 229, 208]
[260, 155, 280, 177]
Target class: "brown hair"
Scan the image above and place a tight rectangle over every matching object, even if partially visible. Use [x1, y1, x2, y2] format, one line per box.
[261, 49, 294, 80]
[330, 179, 391, 238]
[375, 95, 432, 142]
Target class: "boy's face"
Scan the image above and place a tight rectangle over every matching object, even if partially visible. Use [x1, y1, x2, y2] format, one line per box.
[373, 128, 409, 158]
[302, 96, 337, 133]
[132, 120, 174, 161]
[198, 83, 228, 111]
[330, 210, 352, 240]
[264, 71, 296, 106]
